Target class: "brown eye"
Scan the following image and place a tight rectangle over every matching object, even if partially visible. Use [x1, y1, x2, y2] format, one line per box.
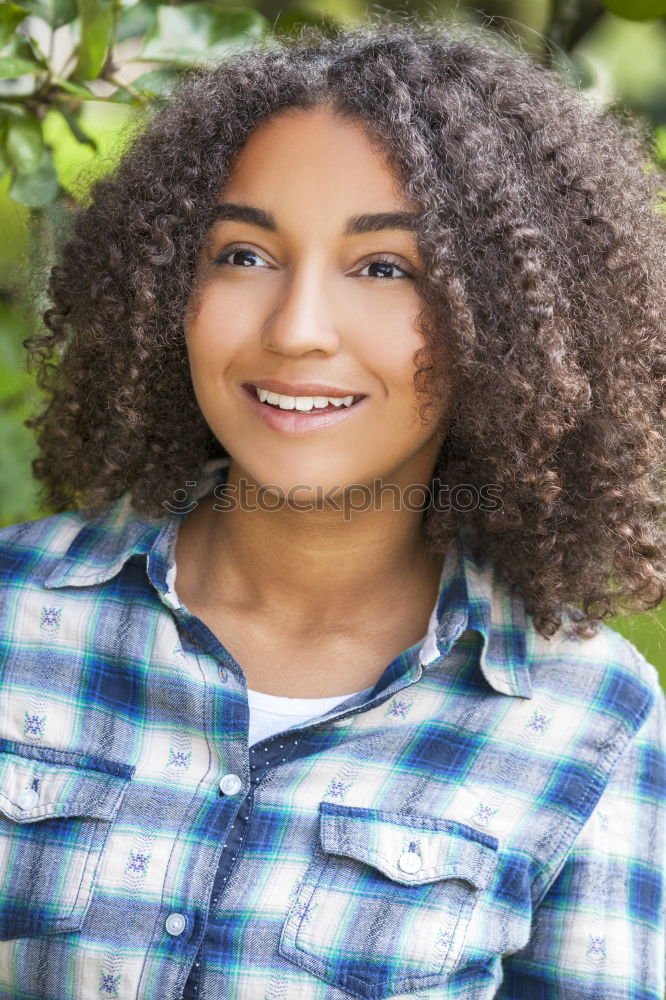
[211, 245, 271, 268]
[357, 256, 412, 279]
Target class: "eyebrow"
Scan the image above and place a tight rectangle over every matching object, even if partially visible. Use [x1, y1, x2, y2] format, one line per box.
[213, 202, 420, 236]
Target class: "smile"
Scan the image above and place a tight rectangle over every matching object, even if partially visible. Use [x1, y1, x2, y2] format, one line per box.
[241, 384, 369, 436]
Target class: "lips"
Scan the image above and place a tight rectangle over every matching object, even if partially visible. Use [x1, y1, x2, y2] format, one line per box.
[241, 383, 369, 436]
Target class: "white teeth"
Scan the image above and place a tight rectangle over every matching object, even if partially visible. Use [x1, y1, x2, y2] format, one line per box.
[255, 388, 356, 410]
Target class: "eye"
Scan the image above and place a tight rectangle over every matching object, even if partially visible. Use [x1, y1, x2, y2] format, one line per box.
[210, 245, 413, 279]
[211, 244, 272, 268]
[357, 256, 412, 280]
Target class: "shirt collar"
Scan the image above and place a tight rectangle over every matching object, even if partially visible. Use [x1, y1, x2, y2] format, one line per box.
[419, 526, 532, 699]
[44, 457, 532, 700]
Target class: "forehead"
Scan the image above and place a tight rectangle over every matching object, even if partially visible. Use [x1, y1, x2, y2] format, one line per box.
[219, 104, 417, 215]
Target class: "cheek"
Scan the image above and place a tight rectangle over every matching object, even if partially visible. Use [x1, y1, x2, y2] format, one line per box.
[351, 278, 417, 326]
[383, 341, 449, 432]
[184, 292, 245, 369]
[340, 278, 420, 336]
[378, 328, 428, 392]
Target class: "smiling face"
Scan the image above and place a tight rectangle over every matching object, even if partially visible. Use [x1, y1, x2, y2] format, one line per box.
[184, 102, 452, 501]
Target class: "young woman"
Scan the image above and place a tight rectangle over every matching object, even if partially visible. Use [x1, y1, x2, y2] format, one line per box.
[0, 13, 665, 1000]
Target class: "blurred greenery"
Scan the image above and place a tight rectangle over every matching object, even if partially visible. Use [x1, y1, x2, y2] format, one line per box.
[1, 0, 666, 677]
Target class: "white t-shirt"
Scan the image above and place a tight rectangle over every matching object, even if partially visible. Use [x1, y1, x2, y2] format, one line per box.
[246, 686, 373, 746]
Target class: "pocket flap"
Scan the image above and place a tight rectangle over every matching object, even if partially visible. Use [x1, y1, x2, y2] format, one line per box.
[319, 802, 499, 890]
[0, 741, 134, 823]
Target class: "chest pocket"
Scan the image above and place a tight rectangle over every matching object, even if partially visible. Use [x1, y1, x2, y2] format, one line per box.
[0, 740, 134, 941]
[279, 802, 499, 999]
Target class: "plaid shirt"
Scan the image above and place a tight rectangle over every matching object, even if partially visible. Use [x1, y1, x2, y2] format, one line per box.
[0, 457, 664, 1000]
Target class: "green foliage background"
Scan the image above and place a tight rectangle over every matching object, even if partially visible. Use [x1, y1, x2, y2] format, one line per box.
[1, 0, 666, 674]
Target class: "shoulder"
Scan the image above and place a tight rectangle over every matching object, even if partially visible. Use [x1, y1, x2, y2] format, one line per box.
[530, 615, 663, 705]
[0, 500, 170, 697]
[0, 492, 161, 595]
[525, 615, 666, 767]
[0, 510, 91, 589]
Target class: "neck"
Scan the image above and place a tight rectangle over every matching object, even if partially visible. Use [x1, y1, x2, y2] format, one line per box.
[175, 464, 446, 633]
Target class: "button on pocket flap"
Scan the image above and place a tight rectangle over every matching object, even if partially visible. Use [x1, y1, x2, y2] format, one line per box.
[320, 802, 499, 890]
[0, 743, 134, 823]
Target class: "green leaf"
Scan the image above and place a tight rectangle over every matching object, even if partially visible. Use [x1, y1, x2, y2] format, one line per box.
[73, 0, 117, 80]
[19, 0, 78, 28]
[0, 4, 29, 48]
[0, 101, 30, 118]
[139, 5, 268, 66]
[57, 105, 98, 149]
[5, 113, 43, 174]
[107, 66, 182, 103]
[0, 30, 48, 80]
[20, 31, 49, 66]
[42, 100, 137, 196]
[0, 55, 41, 79]
[9, 149, 59, 205]
[117, 0, 156, 41]
[51, 73, 98, 98]
[601, 0, 666, 18]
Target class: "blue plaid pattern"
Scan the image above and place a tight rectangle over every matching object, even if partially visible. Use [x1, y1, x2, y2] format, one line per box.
[0, 456, 664, 999]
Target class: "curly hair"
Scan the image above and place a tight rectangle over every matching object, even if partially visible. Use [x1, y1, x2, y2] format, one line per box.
[23, 11, 666, 641]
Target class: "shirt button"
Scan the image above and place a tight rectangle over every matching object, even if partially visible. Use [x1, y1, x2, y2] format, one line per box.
[219, 773, 243, 796]
[398, 851, 422, 874]
[165, 912, 186, 936]
[219, 666, 228, 682]
[17, 788, 38, 809]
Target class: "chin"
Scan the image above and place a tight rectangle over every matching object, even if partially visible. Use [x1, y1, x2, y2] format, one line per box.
[237, 458, 364, 502]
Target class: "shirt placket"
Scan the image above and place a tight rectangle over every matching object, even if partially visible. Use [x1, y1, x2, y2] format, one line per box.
[144, 526, 466, 999]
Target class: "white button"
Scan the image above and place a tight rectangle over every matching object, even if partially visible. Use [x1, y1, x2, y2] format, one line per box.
[332, 718, 347, 727]
[398, 851, 422, 874]
[219, 773, 242, 796]
[165, 912, 186, 936]
[17, 788, 38, 809]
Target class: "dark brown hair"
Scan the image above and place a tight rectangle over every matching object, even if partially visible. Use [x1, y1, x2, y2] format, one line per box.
[24, 12, 666, 640]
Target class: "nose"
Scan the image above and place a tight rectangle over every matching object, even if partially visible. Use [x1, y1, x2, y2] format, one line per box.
[260, 261, 341, 357]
